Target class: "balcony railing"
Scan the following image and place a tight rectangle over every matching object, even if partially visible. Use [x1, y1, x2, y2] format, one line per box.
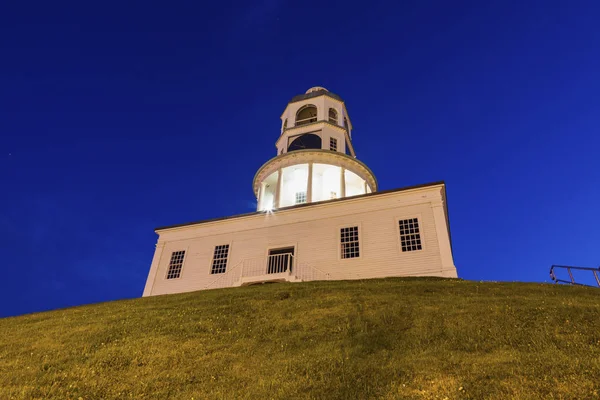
[241, 253, 294, 279]
[204, 254, 334, 290]
[295, 116, 317, 126]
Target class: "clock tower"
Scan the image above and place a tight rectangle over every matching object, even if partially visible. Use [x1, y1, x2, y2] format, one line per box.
[253, 87, 377, 211]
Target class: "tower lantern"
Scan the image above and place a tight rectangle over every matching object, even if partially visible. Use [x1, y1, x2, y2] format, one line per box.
[253, 86, 377, 211]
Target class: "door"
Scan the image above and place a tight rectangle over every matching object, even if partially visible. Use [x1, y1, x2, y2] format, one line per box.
[267, 247, 295, 274]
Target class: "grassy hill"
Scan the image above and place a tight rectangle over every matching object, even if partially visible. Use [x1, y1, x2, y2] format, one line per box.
[1, 278, 599, 399]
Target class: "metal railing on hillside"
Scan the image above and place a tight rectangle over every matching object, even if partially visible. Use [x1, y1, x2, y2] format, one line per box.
[550, 265, 600, 288]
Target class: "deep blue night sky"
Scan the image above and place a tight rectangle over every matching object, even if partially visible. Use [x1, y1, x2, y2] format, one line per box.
[1, 1, 599, 318]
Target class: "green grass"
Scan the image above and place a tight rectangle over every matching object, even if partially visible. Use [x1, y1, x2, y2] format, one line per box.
[1, 278, 599, 399]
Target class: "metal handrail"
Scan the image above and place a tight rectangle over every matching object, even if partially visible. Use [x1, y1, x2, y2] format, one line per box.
[550, 264, 600, 288]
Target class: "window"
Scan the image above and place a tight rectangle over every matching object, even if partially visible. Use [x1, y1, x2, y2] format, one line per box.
[210, 244, 230, 274]
[399, 218, 422, 252]
[166, 250, 185, 279]
[295, 191, 307, 204]
[329, 137, 337, 151]
[328, 108, 338, 124]
[340, 226, 360, 259]
[283, 119, 288, 131]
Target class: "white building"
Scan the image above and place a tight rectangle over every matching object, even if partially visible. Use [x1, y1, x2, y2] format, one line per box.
[143, 87, 457, 296]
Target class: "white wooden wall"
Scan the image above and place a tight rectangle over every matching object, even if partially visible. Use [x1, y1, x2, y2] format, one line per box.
[143, 184, 457, 297]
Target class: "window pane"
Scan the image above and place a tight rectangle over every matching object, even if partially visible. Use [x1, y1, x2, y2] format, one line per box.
[340, 226, 360, 259]
[329, 137, 337, 151]
[211, 244, 230, 274]
[166, 250, 185, 279]
[399, 218, 423, 252]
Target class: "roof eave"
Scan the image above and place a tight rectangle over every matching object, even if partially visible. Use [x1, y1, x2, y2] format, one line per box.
[155, 181, 446, 232]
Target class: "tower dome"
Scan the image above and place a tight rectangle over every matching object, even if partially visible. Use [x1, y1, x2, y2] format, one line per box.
[305, 86, 328, 93]
[253, 87, 377, 211]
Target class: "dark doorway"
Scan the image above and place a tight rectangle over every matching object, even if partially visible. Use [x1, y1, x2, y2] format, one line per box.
[267, 247, 295, 274]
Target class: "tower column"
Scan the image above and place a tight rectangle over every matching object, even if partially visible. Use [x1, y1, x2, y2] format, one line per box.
[258, 182, 266, 210]
[307, 162, 313, 202]
[274, 168, 283, 208]
[340, 167, 346, 197]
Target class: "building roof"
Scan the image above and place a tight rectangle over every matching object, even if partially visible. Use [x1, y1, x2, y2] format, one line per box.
[288, 89, 343, 104]
[155, 181, 447, 231]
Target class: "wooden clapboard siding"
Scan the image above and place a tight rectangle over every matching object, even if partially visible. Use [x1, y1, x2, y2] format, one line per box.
[143, 183, 457, 296]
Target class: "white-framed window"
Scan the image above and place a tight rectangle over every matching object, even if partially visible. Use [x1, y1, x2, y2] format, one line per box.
[340, 226, 360, 259]
[166, 250, 185, 279]
[399, 218, 422, 252]
[329, 137, 337, 151]
[210, 244, 230, 274]
[295, 191, 307, 204]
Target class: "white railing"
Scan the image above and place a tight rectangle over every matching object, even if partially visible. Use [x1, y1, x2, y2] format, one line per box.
[203, 261, 243, 290]
[204, 254, 335, 290]
[294, 262, 331, 282]
[268, 253, 293, 274]
[295, 116, 317, 126]
[241, 253, 294, 278]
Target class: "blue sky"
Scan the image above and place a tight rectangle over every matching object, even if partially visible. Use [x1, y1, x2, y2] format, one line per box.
[1, 1, 599, 317]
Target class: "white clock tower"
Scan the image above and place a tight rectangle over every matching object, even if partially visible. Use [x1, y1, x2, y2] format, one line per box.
[143, 86, 458, 297]
[253, 87, 377, 211]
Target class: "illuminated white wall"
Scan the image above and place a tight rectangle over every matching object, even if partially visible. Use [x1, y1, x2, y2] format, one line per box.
[257, 162, 374, 211]
[312, 164, 341, 202]
[259, 171, 278, 211]
[280, 164, 309, 208]
[345, 169, 366, 197]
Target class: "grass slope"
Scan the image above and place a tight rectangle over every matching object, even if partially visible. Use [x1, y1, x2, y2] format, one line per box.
[1, 278, 599, 399]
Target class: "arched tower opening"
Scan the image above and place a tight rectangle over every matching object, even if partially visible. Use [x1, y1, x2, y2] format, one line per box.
[287, 133, 322, 152]
[328, 108, 338, 125]
[296, 105, 317, 126]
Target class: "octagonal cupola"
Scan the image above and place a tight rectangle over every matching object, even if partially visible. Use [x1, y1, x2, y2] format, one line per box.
[253, 86, 377, 212]
[277, 87, 354, 156]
